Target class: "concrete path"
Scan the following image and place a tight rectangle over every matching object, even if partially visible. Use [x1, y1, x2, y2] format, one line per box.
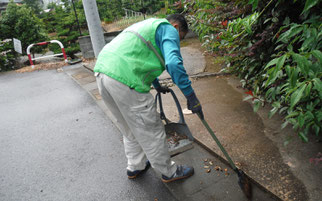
[65, 64, 277, 201]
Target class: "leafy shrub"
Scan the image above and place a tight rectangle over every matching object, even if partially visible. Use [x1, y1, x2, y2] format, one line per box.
[184, 0, 321, 141]
[42, 0, 87, 59]
[0, 2, 48, 71]
[0, 39, 15, 71]
[22, 0, 42, 15]
[0, 2, 48, 55]
[97, 0, 124, 21]
[122, 0, 164, 14]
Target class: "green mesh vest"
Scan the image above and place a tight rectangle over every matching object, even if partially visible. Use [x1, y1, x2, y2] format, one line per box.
[94, 18, 170, 93]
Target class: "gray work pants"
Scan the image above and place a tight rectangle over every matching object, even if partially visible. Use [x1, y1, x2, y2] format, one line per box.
[96, 73, 177, 177]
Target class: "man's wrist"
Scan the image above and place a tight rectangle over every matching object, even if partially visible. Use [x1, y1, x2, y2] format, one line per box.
[184, 90, 195, 99]
[183, 87, 194, 98]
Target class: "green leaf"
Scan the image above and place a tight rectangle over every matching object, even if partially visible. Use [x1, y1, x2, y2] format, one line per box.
[283, 137, 292, 146]
[269, 106, 279, 118]
[305, 111, 314, 120]
[287, 44, 293, 52]
[290, 67, 299, 88]
[277, 25, 303, 43]
[277, 54, 287, 69]
[292, 53, 310, 77]
[272, 17, 279, 23]
[298, 113, 305, 128]
[302, 0, 320, 13]
[283, 17, 290, 25]
[272, 101, 281, 108]
[286, 111, 299, 119]
[311, 50, 322, 64]
[312, 78, 322, 97]
[313, 99, 320, 107]
[300, 36, 315, 51]
[317, 111, 322, 122]
[253, 99, 261, 112]
[264, 57, 279, 70]
[288, 118, 297, 125]
[290, 83, 307, 108]
[252, 0, 259, 11]
[281, 120, 289, 129]
[298, 131, 308, 142]
[312, 124, 320, 136]
[243, 95, 253, 101]
[304, 82, 312, 97]
[279, 107, 289, 114]
[265, 87, 275, 99]
[265, 70, 278, 87]
[265, 54, 287, 87]
[240, 79, 247, 88]
[264, 18, 271, 24]
[285, 65, 292, 77]
[275, 44, 285, 51]
[293, 121, 299, 130]
[246, 25, 253, 34]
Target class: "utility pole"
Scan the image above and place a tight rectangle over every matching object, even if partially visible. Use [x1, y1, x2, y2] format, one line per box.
[82, 0, 105, 58]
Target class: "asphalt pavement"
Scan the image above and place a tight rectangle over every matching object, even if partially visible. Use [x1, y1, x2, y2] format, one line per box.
[0, 68, 176, 201]
[2, 33, 320, 201]
[0, 64, 279, 201]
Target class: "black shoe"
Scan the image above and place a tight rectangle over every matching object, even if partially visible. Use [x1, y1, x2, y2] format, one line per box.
[127, 161, 151, 179]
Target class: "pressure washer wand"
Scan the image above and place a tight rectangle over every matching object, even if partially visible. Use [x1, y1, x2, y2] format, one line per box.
[197, 114, 252, 200]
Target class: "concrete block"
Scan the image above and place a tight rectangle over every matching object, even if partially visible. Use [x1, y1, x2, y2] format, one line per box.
[78, 31, 121, 59]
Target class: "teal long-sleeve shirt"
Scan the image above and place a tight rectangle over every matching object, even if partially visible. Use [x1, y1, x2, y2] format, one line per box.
[152, 23, 193, 96]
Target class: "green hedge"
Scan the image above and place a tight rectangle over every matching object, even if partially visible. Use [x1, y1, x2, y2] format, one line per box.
[0, 39, 15, 71]
[184, 0, 321, 142]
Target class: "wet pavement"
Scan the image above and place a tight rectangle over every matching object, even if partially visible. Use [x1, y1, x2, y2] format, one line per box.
[158, 38, 322, 201]
[0, 68, 176, 201]
[161, 76, 321, 201]
[2, 37, 321, 200]
[82, 36, 322, 201]
[67, 64, 277, 201]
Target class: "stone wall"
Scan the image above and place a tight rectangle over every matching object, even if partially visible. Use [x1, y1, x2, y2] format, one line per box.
[78, 31, 122, 59]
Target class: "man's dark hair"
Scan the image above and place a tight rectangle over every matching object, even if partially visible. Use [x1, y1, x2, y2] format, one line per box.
[166, 14, 188, 33]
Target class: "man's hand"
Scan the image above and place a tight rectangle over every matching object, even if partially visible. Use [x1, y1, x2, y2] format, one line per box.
[185, 91, 204, 119]
[156, 86, 171, 94]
